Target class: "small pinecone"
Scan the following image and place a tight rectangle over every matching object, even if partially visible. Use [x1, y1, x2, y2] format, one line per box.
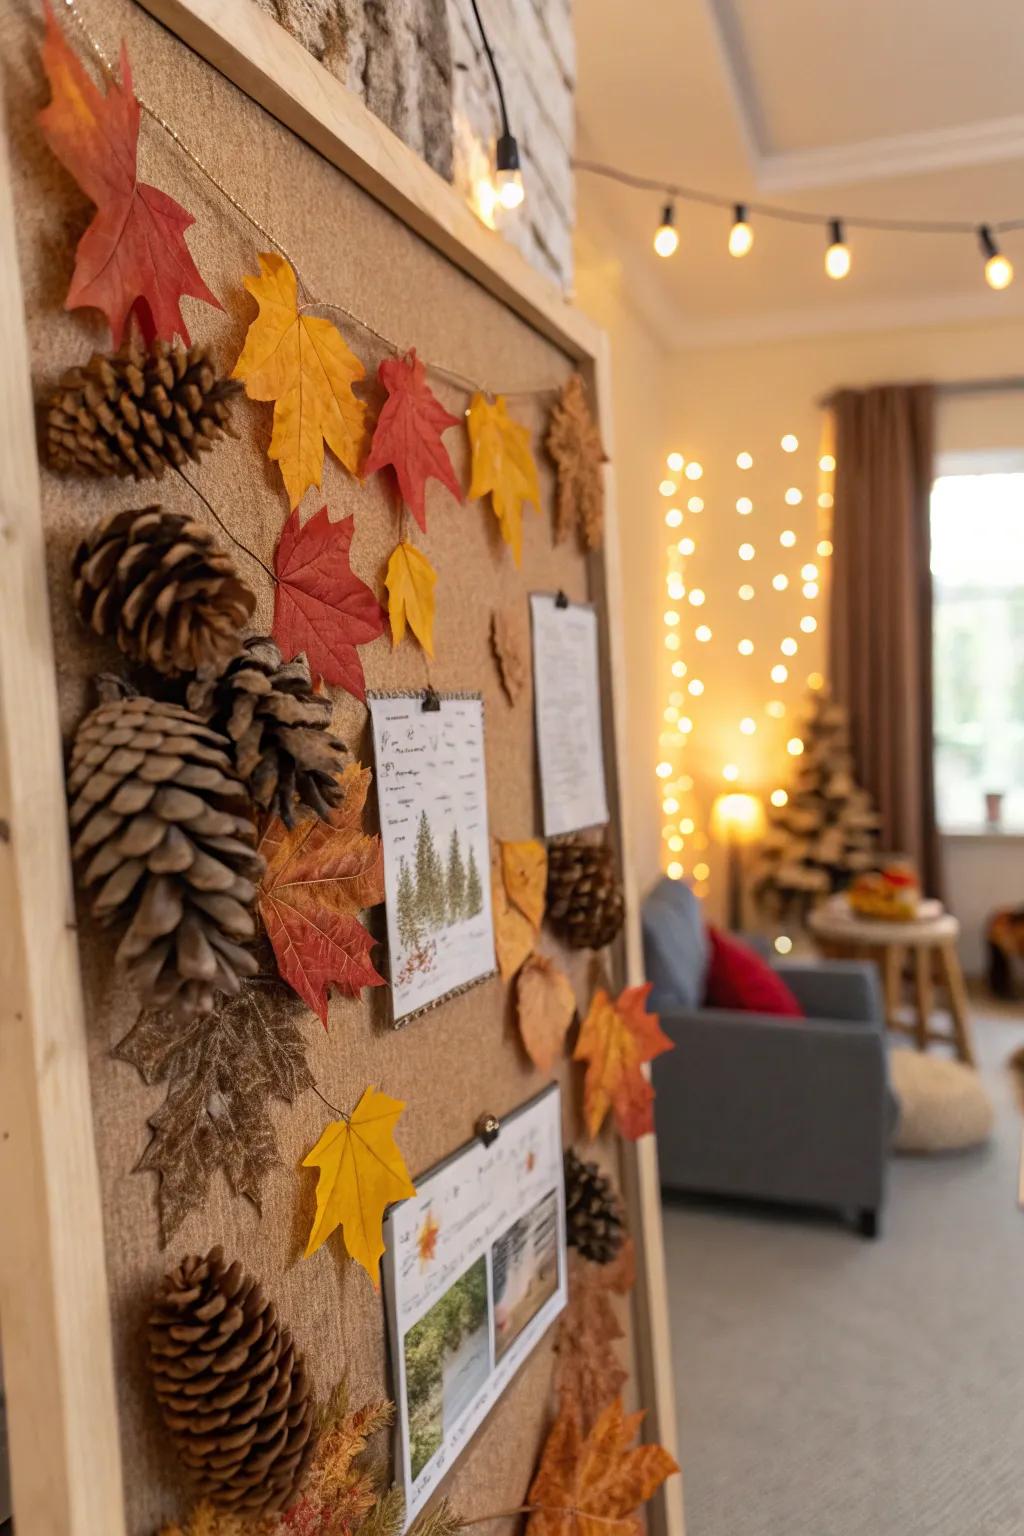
[148, 1247, 314, 1514]
[188, 638, 347, 828]
[68, 685, 264, 1025]
[72, 506, 256, 677]
[565, 1149, 625, 1264]
[45, 336, 240, 480]
[546, 837, 625, 950]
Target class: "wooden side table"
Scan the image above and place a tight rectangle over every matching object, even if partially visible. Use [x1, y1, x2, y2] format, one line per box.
[807, 900, 976, 1066]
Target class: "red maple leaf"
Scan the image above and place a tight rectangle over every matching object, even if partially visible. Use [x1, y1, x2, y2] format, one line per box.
[362, 350, 463, 532]
[37, 1, 219, 346]
[273, 506, 386, 700]
[258, 764, 386, 1026]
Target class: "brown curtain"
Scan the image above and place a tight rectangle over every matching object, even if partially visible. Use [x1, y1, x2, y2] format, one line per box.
[828, 383, 942, 898]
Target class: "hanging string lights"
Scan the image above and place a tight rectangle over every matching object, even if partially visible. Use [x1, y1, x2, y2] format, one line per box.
[469, 0, 525, 210]
[576, 160, 1021, 290]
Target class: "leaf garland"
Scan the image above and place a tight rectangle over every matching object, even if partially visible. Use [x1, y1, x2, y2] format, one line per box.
[526, 1396, 678, 1536]
[574, 983, 674, 1141]
[362, 349, 462, 529]
[467, 393, 541, 566]
[385, 540, 437, 656]
[516, 953, 576, 1072]
[258, 762, 386, 1026]
[115, 989, 314, 1246]
[302, 1085, 416, 1288]
[546, 374, 606, 550]
[38, 0, 220, 346]
[232, 253, 367, 508]
[273, 505, 386, 697]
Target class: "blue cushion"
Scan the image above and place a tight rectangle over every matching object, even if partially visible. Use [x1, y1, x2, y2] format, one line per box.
[642, 878, 710, 1013]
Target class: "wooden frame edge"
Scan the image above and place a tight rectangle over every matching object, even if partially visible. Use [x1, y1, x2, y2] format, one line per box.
[0, 90, 127, 1536]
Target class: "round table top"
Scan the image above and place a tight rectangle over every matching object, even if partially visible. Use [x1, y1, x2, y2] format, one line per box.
[808, 895, 959, 946]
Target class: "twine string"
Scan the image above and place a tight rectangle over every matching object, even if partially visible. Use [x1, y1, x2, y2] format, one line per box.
[172, 465, 276, 582]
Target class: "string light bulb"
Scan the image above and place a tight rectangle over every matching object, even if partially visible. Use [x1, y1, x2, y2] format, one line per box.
[495, 133, 525, 209]
[667, 451, 685, 472]
[979, 225, 1013, 290]
[654, 201, 679, 258]
[825, 219, 851, 280]
[728, 203, 754, 258]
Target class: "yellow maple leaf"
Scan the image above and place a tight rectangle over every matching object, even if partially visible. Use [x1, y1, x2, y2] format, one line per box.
[386, 539, 437, 656]
[500, 838, 548, 930]
[467, 393, 541, 566]
[302, 1085, 416, 1288]
[232, 252, 367, 508]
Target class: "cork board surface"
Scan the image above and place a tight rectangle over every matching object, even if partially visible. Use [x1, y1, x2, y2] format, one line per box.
[2, 1, 637, 1532]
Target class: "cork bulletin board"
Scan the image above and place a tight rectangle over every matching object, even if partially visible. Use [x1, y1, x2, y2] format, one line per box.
[0, 3, 682, 1534]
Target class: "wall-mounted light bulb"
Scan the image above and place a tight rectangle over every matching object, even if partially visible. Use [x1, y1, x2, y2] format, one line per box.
[825, 219, 851, 279]
[654, 200, 679, 258]
[979, 225, 1014, 290]
[495, 132, 525, 209]
[728, 203, 754, 258]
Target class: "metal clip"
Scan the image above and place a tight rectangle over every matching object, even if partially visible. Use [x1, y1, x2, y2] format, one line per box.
[422, 685, 442, 712]
[554, 589, 570, 609]
[475, 1112, 501, 1148]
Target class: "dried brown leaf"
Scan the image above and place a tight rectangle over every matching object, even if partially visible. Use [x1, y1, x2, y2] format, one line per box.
[553, 1242, 636, 1434]
[546, 374, 606, 551]
[491, 603, 529, 706]
[516, 953, 576, 1071]
[117, 987, 314, 1244]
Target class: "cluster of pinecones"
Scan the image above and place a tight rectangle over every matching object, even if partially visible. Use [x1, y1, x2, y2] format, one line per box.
[55, 339, 350, 1025]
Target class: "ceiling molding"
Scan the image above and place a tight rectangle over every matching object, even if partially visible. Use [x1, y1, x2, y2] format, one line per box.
[758, 116, 1024, 193]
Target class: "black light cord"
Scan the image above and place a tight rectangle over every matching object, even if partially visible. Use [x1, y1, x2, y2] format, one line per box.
[467, 0, 512, 139]
[573, 158, 1024, 237]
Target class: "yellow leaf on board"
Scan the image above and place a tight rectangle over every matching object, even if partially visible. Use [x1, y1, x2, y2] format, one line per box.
[516, 952, 576, 1072]
[302, 1085, 416, 1288]
[491, 845, 534, 981]
[500, 838, 548, 930]
[467, 393, 541, 566]
[232, 253, 367, 508]
[386, 540, 437, 656]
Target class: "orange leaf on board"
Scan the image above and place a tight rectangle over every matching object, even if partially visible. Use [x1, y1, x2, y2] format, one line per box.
[516, 953, 576, 1072]
[258, 763, 385, 1025]
[302, 1085, 416, 1288]
[417, 1208, 440, 1265]
[37, 0, 220, 346]
[555, 1241, 636, 1434]
[526, 1396, 678, 1536]
[362, 349, 462, 531]
[232, 254, 366, 508]
[491, 845, 534, 982]
[467, 394, 541, 566]
[273, 506, 386, 698]
[501, 838, 548, 930]
[574, 984, 673, 1141]
[385, 540, 437, 656]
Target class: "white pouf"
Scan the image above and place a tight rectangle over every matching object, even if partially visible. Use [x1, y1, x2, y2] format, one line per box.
[890, 1048, 994, 1153]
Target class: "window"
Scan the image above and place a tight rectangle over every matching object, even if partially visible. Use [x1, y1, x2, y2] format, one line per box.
[931, 464, 1024, 832]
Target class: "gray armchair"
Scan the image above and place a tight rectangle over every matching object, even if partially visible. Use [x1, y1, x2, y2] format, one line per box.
[643, 878, 891, 1236]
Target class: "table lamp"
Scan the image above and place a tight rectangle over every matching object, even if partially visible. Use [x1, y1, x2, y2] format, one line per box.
[711, 791, 767, 932]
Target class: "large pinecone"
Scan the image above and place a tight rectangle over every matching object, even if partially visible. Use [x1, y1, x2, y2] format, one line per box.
[148, 1247, 314, 1514]
[546, 837, 625, 950]
[565, 1148, 625, 1265]
[72, 506, 256, 677]
[67, 686, 264, 1024]
[188, 638, 347, 828]
[45, 336, 240, 480]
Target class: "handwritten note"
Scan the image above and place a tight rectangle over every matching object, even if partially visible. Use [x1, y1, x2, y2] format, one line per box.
[369, 695, 496, 1023]
[382, 1085, 567, 1523]
[530, 593, 609, 836]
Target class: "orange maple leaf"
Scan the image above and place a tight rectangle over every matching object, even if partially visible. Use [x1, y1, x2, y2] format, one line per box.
[573, 984, 673, 1141]
[417, 1207, 440, 1265]
[258, 763, 386, 1025]
[526, 1397, 678, 1536]
[37, 1, 219, 346]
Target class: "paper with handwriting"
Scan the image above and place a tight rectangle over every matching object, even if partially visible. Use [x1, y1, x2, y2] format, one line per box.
[529, 593, 609, 836]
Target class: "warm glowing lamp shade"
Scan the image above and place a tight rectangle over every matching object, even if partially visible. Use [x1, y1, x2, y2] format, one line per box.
[711, 792, 766, 931]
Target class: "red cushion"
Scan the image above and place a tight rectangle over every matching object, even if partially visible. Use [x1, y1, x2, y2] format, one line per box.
[703, 928, 805, 1017]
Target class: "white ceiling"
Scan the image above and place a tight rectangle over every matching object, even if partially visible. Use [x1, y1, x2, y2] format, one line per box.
[574, 0, 1024, 346]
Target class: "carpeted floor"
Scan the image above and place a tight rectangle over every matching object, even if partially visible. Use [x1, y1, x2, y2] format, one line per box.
[663, 1004, 1024, 1536]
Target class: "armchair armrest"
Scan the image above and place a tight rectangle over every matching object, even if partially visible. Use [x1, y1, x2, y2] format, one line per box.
[772, 959, 882, 1026]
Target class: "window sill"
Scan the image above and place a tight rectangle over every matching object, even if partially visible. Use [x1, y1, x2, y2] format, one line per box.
[940, 827, 1024, 843]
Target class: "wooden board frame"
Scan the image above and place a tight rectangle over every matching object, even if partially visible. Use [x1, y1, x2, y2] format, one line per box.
[0, 3, 683, 1533]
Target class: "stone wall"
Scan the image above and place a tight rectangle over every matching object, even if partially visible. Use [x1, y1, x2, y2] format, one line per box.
[254, 0, 575, 291]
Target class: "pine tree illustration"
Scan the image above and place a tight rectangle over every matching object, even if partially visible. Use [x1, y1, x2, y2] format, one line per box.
[397, 856, 422, 950]
[446, 828, 467, 921]
[464, 845, 484, 918]
[415, 811, 446, 931]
